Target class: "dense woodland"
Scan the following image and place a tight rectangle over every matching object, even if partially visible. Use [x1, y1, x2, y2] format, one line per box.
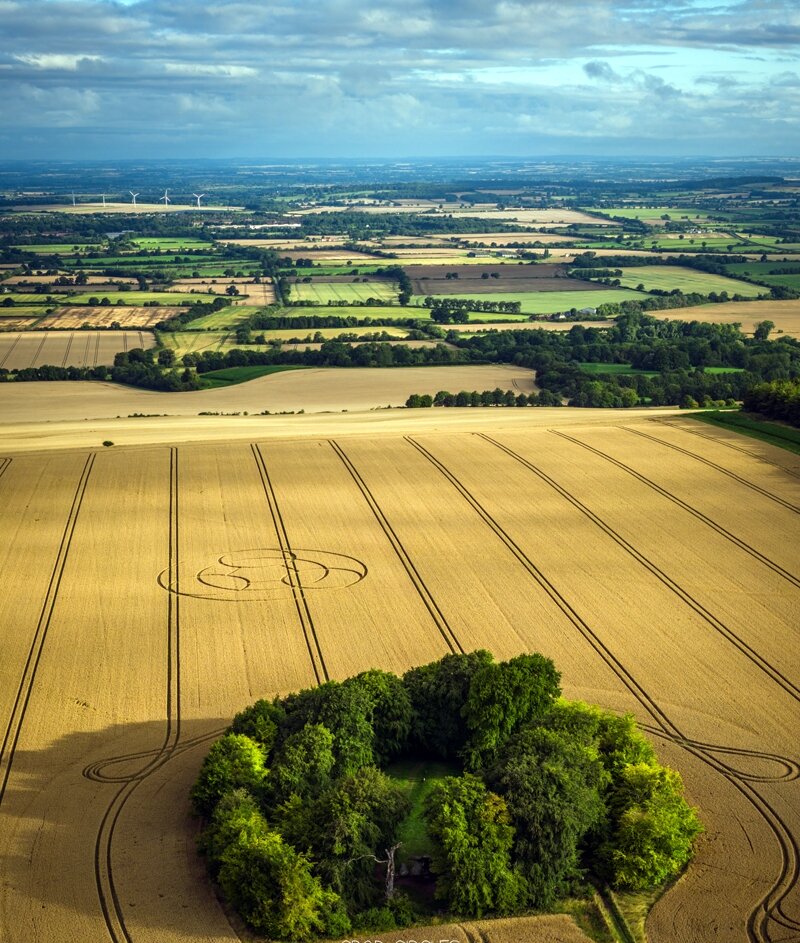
[191, 651, 700, 941]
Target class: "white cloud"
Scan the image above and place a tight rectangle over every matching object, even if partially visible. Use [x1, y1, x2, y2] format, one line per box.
[15, 53, 102, 70]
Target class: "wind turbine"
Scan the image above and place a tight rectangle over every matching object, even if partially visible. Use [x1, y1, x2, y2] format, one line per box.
[129, 191, 139, 206]
[159, 188, 171, 207]
[193, 193, 205, 208]
[101, 193, 107, 208]
[71, 192, 76, 206]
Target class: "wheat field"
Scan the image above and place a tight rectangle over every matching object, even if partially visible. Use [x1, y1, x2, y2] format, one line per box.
[0, 414, 798, 943]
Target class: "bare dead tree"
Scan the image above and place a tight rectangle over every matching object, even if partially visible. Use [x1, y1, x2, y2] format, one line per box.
[347, 842, 403, 901]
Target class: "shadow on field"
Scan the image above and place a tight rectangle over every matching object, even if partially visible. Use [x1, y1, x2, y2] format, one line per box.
[1, 716, 235, 938]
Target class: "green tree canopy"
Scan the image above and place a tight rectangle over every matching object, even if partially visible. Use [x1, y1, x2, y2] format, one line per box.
[190, 733, 268, 817]
[601, 762, 702, 889]
[218, 828, 348, 941]
[403, 650, 494, 758]
[496, 727, 607, 908]
[425, 773, 523, 918]
[463, 653, 562, 768]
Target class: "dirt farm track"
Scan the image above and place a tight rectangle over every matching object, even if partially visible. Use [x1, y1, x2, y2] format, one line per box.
[0, 406, 799, 942]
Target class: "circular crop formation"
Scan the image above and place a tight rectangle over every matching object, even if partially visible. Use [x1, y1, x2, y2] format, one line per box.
[192, 651, 702, 941]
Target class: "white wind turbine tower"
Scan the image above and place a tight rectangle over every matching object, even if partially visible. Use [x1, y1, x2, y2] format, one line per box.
[193, 193, 205, 208]
[159, 188, 171, 207]
[101, 193, 107, 208]
[129, 191, 139, 206]
[71, 192, 76, 206]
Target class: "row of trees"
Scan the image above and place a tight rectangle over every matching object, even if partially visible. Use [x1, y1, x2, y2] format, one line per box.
[406, 388, 564, 408]
[192, 652, 701, 940]
[420, 296, 523, 314]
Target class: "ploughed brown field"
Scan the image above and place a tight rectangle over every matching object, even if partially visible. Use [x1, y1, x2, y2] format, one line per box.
[0, 329, 154, 368]
[0, 404, 798, 943]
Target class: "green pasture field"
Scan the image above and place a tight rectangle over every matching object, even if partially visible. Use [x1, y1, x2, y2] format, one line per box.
[412, 288, 641, 315]
[256, 325, 410, 341]
[3, 294, 51, 305]
[0, 304, 46, 317]
[12, 243, 98, 254]
[188, 305, 263, 330]
[197, 364, 308, 389]
[160, 331, 235, 357]
[59, 255, 223, 268]
[721, 263, 800, 291]
[579, 362, 658, 377]
[616, 266, 762, 297]
[734, 234, 800, 250]
[289, 281, 398, 304]
[584, 206, 717, 222]
[704, 367, 745, 374]
[131, 237, 212, 250]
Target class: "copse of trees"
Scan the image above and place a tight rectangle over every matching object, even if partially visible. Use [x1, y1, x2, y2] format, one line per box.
[191, 651, 701, 940]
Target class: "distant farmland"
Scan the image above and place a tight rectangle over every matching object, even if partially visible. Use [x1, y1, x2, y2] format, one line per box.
[289, 280, 398, 304]
[615, 265, 763, 297]
[0, 330, 153, 369]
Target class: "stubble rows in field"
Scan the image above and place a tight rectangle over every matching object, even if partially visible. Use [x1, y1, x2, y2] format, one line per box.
[0, 417, 798, 943]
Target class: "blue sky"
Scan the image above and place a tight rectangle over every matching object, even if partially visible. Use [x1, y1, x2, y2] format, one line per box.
[1, 0, 798, 159]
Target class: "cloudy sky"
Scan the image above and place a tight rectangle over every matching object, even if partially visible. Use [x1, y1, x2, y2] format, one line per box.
[1, 0, 798, 159]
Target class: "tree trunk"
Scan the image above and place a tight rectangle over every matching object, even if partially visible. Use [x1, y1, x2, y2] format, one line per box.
[385, 843, 401, 900]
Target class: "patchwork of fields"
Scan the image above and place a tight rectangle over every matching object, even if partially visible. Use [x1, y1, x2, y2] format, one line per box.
[0, 415, 798, 943]
[0, 330, 153, 369]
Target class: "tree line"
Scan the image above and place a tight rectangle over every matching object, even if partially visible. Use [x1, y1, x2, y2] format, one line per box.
[742, 378, 800, 426]
[406, 388, 563, 408]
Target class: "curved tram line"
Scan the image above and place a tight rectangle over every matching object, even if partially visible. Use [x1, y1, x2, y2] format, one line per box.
[623, 425, 800, 514]
[406, 434, 799, 943]
[550, 430, 800, 591]
[86, 447, 182, 943]
[0, 453, 95, 805]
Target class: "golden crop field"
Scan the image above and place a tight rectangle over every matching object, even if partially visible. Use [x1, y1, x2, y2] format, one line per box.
[38, 306, 178, 330]
[0, 410, 798, 943]
[0, 329, 154, 368]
